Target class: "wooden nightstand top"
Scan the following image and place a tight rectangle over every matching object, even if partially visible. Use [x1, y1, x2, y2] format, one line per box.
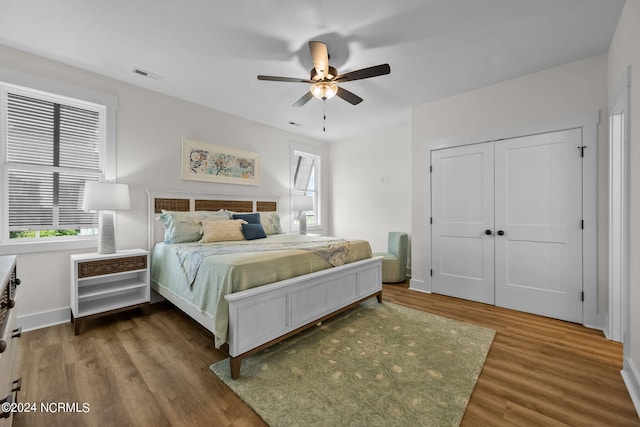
[71, 248, 148, 262]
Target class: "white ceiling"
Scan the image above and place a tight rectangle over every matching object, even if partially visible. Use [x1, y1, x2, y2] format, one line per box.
[0, 0, 626, 142]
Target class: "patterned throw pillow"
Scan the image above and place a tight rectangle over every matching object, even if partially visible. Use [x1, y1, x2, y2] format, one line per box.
[199, 219, 247, 243]
[260, 211, 283, 235]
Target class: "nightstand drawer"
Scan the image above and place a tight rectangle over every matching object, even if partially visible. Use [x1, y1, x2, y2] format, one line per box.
[78, 255, 147, 278]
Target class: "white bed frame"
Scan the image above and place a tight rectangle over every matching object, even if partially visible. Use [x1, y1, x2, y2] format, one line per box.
[147, 190, 382, 379]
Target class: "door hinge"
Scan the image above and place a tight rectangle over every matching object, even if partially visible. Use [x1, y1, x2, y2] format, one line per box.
[430, 217, 433, 225]
[581, 291, 584, 302]
[581, 219, 584, 229]
[430, 165, 433, 173]
[578, 145, 586, 157]
[430, 269, 433, 276]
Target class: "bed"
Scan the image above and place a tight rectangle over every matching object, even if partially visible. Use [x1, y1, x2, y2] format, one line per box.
[147, 190, 383, 378]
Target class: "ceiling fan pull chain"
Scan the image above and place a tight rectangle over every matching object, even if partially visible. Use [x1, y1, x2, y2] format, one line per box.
[323, 100, 327, 132]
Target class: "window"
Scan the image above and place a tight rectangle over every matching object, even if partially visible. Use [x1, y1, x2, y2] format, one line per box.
[291, 149, 321, 229]
[1, 84, 106, 241]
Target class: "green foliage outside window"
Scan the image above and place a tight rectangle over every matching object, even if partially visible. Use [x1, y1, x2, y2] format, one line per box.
[9, 229, 80, 239]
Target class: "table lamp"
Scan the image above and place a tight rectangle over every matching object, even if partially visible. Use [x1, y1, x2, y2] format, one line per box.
[82, 181, 130, 254]
[292, 195, 313, 235]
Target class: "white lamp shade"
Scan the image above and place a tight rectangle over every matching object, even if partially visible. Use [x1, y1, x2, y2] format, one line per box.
[292, 195, 313, 212]
[82, 181, 130, 211]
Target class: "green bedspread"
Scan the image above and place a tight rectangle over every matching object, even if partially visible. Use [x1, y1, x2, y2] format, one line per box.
[150, 234, 372, 347]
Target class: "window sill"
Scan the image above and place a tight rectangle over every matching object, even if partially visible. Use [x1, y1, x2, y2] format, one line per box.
[0, 237, 98, 256]
[291, 226, 323, 233]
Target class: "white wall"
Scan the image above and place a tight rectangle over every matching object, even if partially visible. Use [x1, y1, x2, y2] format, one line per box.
[607, 0, 640, 412]
[410, 54, 609, 310]
[329, 123, 412, 261]
[0, 44, 328, 329]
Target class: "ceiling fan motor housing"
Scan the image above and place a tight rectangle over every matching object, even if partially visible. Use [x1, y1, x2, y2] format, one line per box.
[311, 66, 338, 81]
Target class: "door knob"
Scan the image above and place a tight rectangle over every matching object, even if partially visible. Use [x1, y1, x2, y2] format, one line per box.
[497, 230, 505, 236]
[485, 229, 492, 235]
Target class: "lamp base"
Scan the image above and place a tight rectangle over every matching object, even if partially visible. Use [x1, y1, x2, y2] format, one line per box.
[98, 213, 117, 254]
[299, 212, 307, 235]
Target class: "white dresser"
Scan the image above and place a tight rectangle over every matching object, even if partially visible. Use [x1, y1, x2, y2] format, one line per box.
[0, 256, 21, 426]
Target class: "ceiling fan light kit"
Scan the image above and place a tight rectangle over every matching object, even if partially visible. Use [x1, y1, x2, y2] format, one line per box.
[310, 81, 338, 100]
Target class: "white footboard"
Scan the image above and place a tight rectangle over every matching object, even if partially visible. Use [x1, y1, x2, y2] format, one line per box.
[225, 256, 382, 374]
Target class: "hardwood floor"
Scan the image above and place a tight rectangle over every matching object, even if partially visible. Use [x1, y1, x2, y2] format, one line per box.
[13, 283, 639, 426]
[383, 283, 639, 426]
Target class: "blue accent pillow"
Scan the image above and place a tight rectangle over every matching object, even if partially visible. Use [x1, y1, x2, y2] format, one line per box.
[241, 223, 267, 240]
[233, 212, 261, 224]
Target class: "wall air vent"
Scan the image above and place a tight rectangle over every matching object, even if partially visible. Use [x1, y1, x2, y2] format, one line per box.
[132, 68, 164, 80]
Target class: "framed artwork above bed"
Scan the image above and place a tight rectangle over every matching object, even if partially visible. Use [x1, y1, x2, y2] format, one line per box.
[181, 139, 260, 186]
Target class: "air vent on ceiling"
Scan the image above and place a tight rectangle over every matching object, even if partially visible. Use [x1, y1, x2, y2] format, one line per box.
[132, 68, 164, 80]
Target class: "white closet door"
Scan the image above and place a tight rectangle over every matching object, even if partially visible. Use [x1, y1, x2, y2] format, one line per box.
[494, 129, 583, 323]
[431, 143, 495, 304]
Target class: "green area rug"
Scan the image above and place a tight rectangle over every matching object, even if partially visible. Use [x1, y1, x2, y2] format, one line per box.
[210, 300, 495, 426]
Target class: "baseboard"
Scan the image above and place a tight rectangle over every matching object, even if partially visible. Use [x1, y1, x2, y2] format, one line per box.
[408, 278, 431, 294]
[583, 322, 608, 337]
[20, 292, 164, 332]
[585, 311, 609, 339]
[150, 287, 165, 304]
[622, 357, 640, 416]
[18, 307, 71, 332]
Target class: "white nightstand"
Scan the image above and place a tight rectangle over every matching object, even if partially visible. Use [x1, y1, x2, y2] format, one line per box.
[70, 249, 149, 335]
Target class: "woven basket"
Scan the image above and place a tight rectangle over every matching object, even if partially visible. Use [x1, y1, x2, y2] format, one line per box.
[78, 256, 147, 278]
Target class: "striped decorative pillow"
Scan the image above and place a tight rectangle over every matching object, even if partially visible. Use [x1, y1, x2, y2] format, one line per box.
[199, 219, 247, 243]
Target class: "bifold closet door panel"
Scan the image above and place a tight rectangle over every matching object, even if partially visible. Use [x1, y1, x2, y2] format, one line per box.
[431, 142, 495, 304]
[494, 129, 583, 323]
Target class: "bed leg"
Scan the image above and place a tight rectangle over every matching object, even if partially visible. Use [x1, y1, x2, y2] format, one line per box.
[376, 292, 382, 303]
[230, 357, 242, 380]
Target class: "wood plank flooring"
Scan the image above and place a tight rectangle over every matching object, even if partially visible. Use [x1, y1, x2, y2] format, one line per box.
[12, 283, 640, 426]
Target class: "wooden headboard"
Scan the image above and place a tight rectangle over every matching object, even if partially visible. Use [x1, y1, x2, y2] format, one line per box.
[153, 197, 277, 214]
[147, 189, 279, 251]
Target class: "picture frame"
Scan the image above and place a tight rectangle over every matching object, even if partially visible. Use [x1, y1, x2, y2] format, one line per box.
[181, 139, 260, 186]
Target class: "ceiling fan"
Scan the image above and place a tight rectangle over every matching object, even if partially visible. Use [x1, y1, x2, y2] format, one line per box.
[257, 41, 391, 107]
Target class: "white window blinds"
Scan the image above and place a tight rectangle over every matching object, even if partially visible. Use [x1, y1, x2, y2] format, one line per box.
[5, 91, 103, 234]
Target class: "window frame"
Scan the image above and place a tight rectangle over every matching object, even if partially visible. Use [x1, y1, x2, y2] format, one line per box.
[290, 143, 323, 231]
[0, 70, 117, 255]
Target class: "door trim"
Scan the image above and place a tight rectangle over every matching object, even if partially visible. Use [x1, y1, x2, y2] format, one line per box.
[419, 111, 601, 329]
[608, 66, 631, 343]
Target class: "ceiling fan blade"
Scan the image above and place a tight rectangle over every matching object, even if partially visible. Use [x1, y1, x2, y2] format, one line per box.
[258, 75, 313, 83]
[335, 64, 391, 82]
[293, 91, 314, 107]
[336, 87, 363, 105]
[309, 41, 329, 79]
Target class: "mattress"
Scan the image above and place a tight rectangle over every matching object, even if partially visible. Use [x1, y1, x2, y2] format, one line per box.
[151, 234, 372, 346]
